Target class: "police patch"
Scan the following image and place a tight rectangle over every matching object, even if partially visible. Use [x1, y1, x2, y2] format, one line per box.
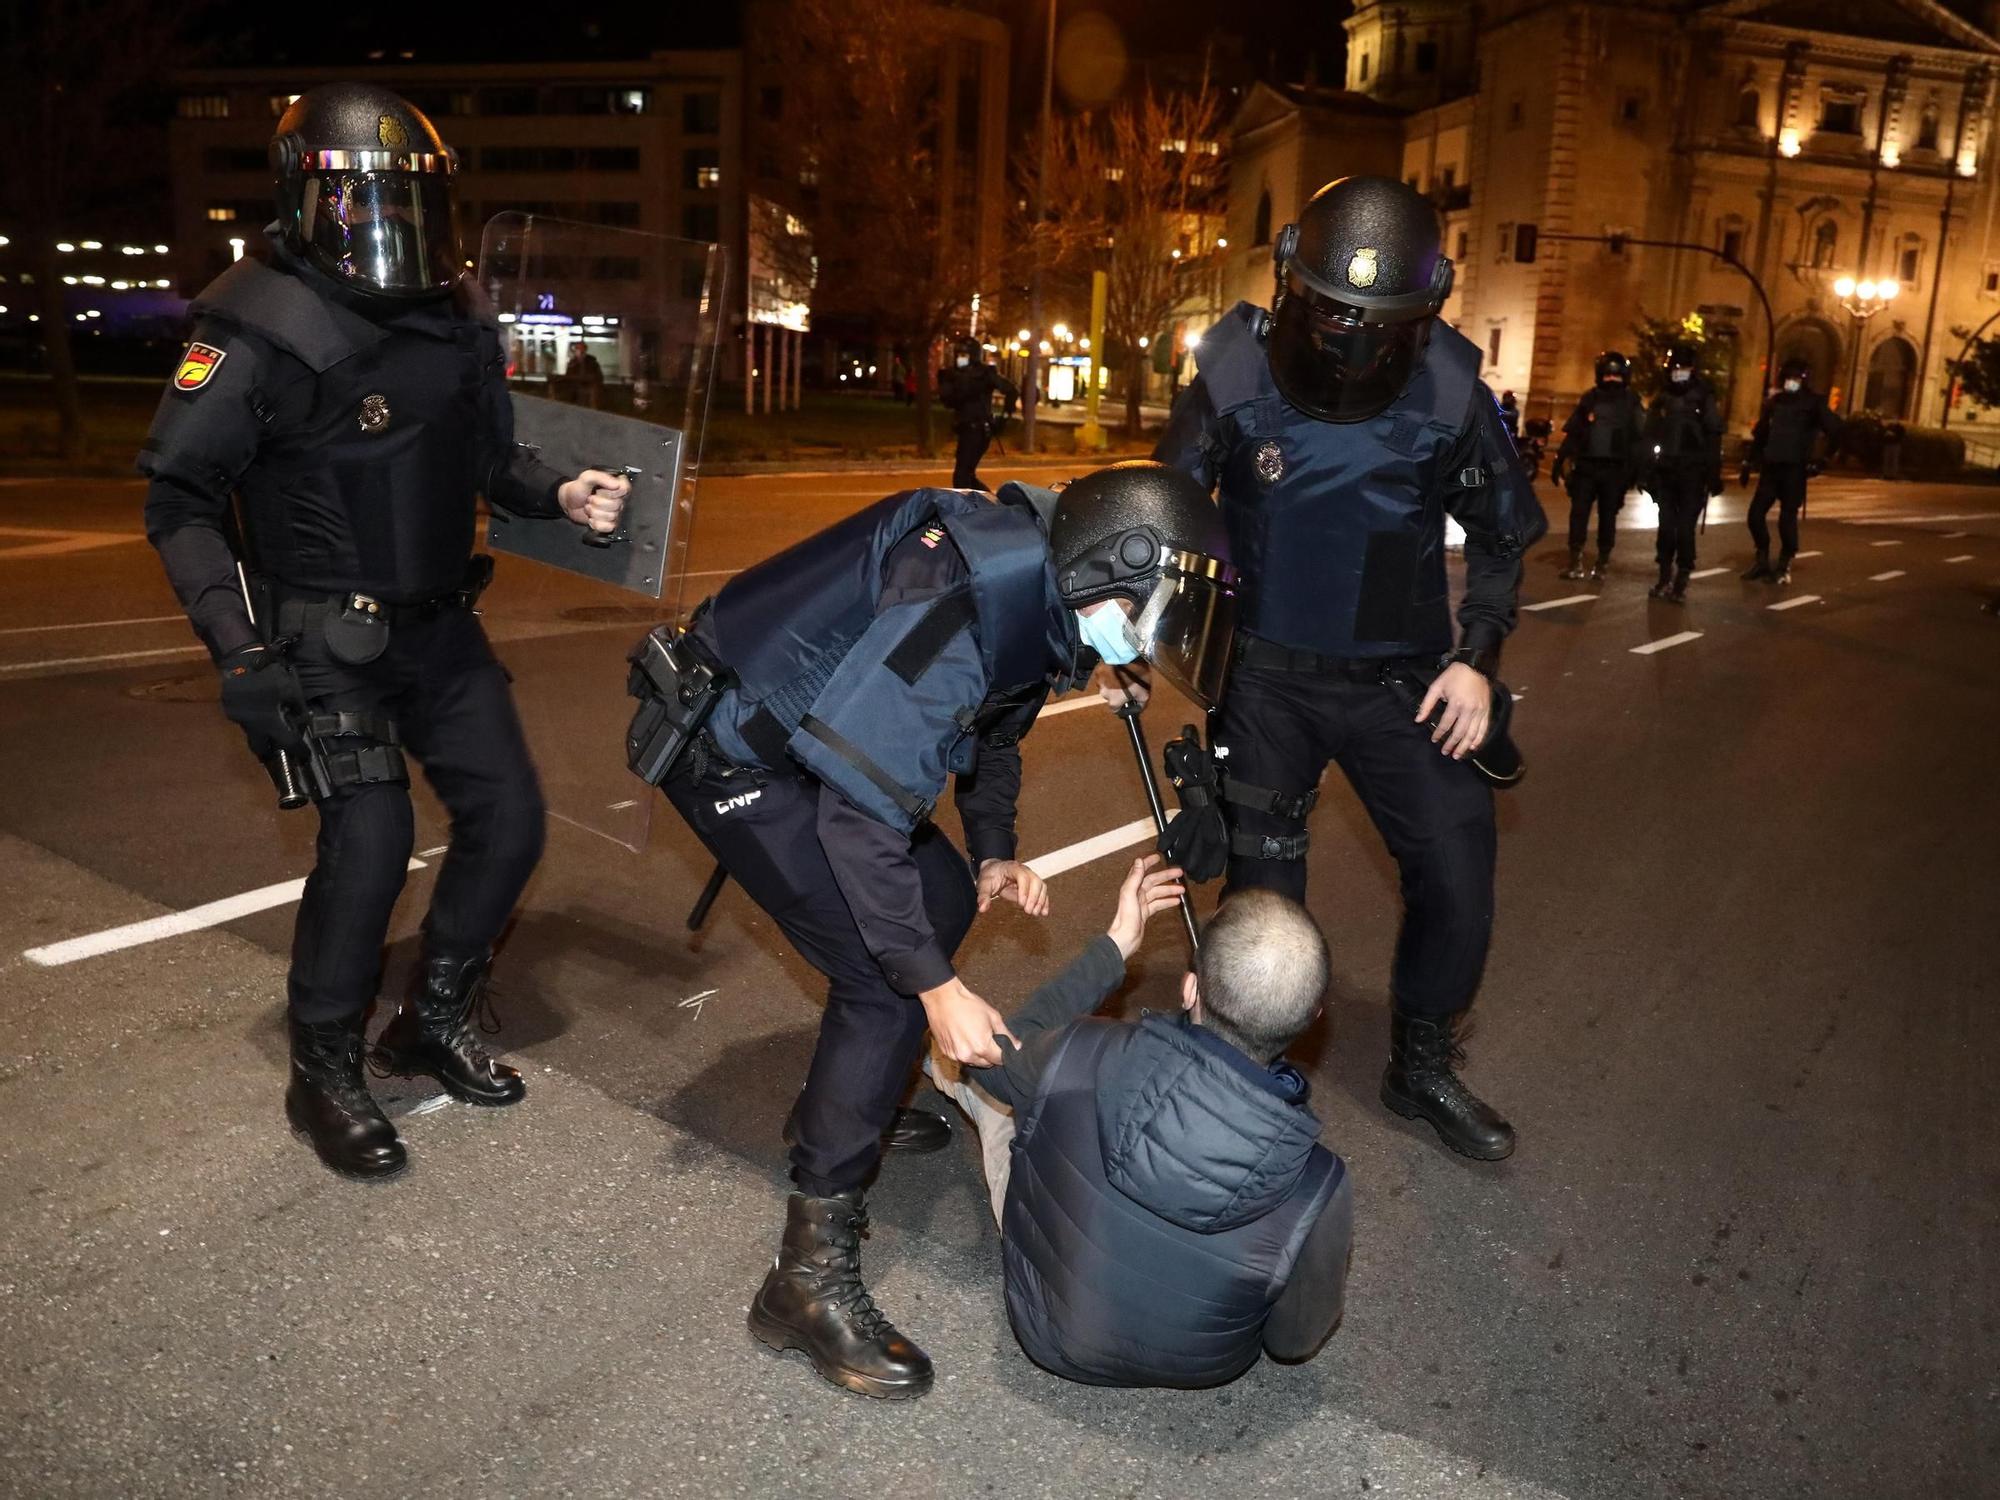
[1347, 248, 1379, 289]
[173, 342, 226, 392]
[378, 115, 409, 149]
[920, 526, 946, 549]
[1253, 439, 1285, 485]
[357, 394, 391, 433]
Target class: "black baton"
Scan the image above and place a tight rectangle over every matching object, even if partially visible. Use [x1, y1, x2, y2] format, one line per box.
[687, 861, 729, 932]
[1112, 673, 1201, 957]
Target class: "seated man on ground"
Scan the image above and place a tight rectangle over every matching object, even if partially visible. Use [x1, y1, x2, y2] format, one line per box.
[931, 858, 1352, 1388]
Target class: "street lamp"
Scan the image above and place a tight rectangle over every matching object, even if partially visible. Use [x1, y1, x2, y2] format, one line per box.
[1830, 274, 1899, 413]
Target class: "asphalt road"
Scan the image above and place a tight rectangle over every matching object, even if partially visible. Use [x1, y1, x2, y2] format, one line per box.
[1, 463, 1997, 1499]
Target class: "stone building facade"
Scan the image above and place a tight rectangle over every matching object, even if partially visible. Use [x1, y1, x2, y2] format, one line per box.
[1228, 1, 2000, 432]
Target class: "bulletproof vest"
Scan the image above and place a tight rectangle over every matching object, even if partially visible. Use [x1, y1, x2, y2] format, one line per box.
[1760, 389, 1829, 465]
[1649, 379, 1718, 465]
[1002, 1017, 1342, 1388]
[940, 365, 995, 427]
[1579, 386, 1640, 462]
[695, 486, 1068, 830]
[1195, 302, 1482, 658]
[175, 257, 503, 599]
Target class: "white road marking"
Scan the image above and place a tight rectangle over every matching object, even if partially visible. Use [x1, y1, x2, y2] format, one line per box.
[1522, 594, 1595, 611]
[416, 844, 449, 858]
[0, 614, 185, 637]
[605, 798, 640, 810]
[677, 987, 719, 1019]
[1768, 594, 1821, 611]
[1038, 692, 1108, 719]
[22, 858, 428, 967]
[1796, 551, 1823, 558]
[1869, 570, 1906, 581]
[1944, 531, 1969, 539]
[0, 525, 146, 561]
[1946, 554, 1975, 564]
[1689, 567, 1729, 579]
[0, 644, 206, 677]
[546, 810, 641, 849]
[1024, 817, 1157, 880]
[1629, 631, 1702, 655]
[404, 1095, 453, 1117]
[1869, 540, 1904, 548]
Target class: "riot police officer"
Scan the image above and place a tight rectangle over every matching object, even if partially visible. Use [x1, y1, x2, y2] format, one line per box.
[1551, 350, 1644, 582]
[139, 84, 629, 1180]
[1639, 342, 1724, 604]
[936, 336, 1019, 490]
[1155, 176, 1545, 1162]
[640, 462, 1236, 1398]
[1740, 357, 1842, 586]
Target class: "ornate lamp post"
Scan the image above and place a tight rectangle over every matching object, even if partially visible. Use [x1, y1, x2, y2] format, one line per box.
[1831, 274, 1899, 414]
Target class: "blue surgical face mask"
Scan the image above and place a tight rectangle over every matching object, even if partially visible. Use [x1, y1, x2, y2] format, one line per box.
[955, 356, 970, 368]
[1076, 602, 1139, 665]
[1670, 367, 1692, 384]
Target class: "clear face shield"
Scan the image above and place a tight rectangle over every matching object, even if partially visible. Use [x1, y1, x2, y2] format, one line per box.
[300, 167, 461, 297]
[1118, 549, 1240, 711]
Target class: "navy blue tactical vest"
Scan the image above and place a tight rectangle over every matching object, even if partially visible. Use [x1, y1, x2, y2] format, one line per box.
[1577, 386, 1643, 463]
[1003, 1015, 1342, 1388]
[694, 486, 1069, 831]
[1194, 302, 1483, 659]
[1758, 389, 1835, 465]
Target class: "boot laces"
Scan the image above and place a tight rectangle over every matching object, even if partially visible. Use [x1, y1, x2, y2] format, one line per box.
[299, 1024, 375, 1108]
[818, 1210, 894, 1340]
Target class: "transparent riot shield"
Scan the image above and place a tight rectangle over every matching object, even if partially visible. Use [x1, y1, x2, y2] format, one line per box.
[476, 214, 725, 852]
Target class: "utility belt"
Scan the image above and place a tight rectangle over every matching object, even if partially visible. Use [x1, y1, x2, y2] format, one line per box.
[255, 555, 495, 669]
[625, 620, 732, 787]
[1235, 633, 1431, 682]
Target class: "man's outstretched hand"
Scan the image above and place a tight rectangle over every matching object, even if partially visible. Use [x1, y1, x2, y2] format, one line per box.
[1106, 854, 1187, 960]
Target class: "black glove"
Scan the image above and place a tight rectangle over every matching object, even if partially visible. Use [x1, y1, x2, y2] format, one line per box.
[1707, 468, 1724, 497]
[1158, 725, 1228, 883]
[217, 645, 306, 760]
[1550, 455, 1569, 487]
[1806, 458, 1823, 479]
[1738, 461, 1753, 489]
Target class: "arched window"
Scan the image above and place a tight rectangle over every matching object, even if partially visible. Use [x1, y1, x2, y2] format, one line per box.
[1864, 335, 1917, 418]
[1917, 104, 1940, 153]
[1359, 51, 1371, 83]
[1253, 189, 1273, 248]
[1811, 219, 1838, 268]
[1736, 88, 1760, 129]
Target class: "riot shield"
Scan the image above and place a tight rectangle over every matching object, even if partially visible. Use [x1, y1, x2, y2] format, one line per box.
[475, 214, 725, 852]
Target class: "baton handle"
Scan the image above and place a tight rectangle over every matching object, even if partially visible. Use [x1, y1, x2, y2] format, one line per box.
[1114, 681, 1201, 957]
[688, 861, 729, 932]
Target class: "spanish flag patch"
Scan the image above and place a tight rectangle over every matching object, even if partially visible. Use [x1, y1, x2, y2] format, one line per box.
[174, 342, 227, 391]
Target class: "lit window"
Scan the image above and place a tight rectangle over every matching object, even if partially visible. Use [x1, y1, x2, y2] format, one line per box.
[206, 207, 237, 222]
[178, 94, 230, 119]
[697, 166, 721, 189]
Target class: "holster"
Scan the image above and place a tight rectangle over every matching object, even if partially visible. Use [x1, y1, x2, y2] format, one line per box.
[625, 624, 731, 786]
[1378, 658, 1524, 788]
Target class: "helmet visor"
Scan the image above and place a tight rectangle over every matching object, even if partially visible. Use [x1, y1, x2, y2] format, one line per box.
[301, 171, 460, 296]
[1268, 278, 1429, 423]
[1128, 548, 1239, 711]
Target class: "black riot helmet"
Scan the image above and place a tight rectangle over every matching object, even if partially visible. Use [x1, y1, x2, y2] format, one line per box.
[1664, 340, 1700, 385]
[1778, 356, 1811, 390]
[952, 335, 983, 367]
[1267, 176, 1455, 423]
[1049, 461, 1239, 709]
[1594, 349, 1630, 385]
[270, 84, 462, 299]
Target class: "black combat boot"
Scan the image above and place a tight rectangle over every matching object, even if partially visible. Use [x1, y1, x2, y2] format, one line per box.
[1772, 552, 1794, 587]
[1741, 552, 1772, 582]
[1647, 563, 1673, 599]
[373, 955, 525, 1107]
[1588, 553, 1611, 583]
[1381, 1011, 1517, 1161]
[1557, 549, 1587, 580]
[287, 1016, 407, 1179]
[783, 1102, 951, 1155]
[1665, 568, 1691, 604]
[748, 1190, 934, 1399]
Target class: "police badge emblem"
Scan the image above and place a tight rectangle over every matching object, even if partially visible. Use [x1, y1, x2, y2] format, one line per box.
[1254, 439, 1285, 485]
[1347, 247, 1379, 288]
[378, 115, 409, 150]
[357, 394, 391, 433]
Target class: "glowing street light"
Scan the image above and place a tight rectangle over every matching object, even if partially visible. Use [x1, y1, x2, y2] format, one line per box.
[1833, 275, 1856, 298]
[1138, 336, 1150, 349]
[1777, 128, 1801, 158]
[1017, 328, 1032, 343]
[1052, 322, 1070, 340]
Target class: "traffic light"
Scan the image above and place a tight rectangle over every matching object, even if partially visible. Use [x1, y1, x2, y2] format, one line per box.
[1514, 224, 1538, 264]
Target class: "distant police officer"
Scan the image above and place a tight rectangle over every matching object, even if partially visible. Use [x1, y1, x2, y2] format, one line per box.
[1155, 176, 1545, 1161]
[139, 84, 629, 1180]
[1551, 350, 1644, 582]
[635, 462, 1235, 1398]
[1740, 357, 1842, 586]
[1639, 341, 1724, 604]
[936, 336, 1019, 490]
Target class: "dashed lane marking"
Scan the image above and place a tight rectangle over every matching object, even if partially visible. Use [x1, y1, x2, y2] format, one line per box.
[1038, 692, 1110, 719]
[1768, 594, 1821, 611]
[1630, 632, 1702, 655]
[1024, 818, 1157, 881]
[0, 645, 206, 677]
[1522, 594, 1596, 611]
[1688, 567, 1729, 579]
[1796, 551, 1823, 558]
[22, 858, 429, 967]
[0, 614, 185, 637]
[1869, 540, 1904, 548]
[1947, 555, 1975, 564]
[1869, 570, 1906, 581]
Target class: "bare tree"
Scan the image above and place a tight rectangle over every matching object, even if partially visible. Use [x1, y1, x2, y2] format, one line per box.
[0, 1, 188, 461]
[1042, 79, 1225, 436]
[768, 0, 1002, 456]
